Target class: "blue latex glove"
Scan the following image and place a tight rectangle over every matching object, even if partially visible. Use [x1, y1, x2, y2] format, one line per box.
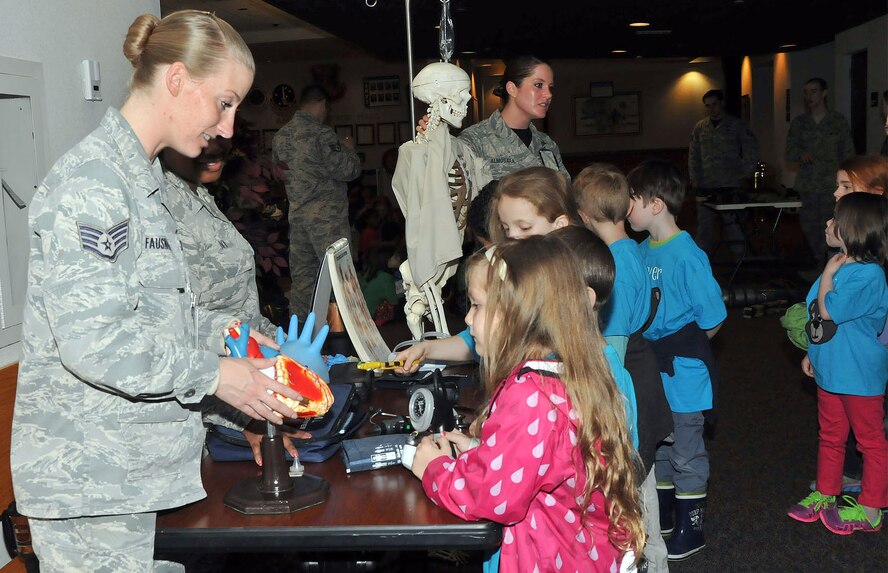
[224, 323, 279, 358]
[224, 323, 251, 358]
[277, 313, 330, 382]
[259, 343, 280, 359]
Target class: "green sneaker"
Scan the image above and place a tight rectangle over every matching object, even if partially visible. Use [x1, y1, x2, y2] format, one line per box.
[820, 496, 883, 535]
[787, 491, 837, 523]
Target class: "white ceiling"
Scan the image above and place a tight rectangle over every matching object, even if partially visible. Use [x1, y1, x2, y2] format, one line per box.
[159, 0, 356, 61]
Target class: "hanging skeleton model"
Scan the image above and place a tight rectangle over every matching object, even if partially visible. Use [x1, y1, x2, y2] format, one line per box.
[391, 63, 491, 339]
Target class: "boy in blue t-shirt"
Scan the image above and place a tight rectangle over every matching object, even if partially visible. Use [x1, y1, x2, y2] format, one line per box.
[626, 159, 727, 562]
[572, 164, 673, 573]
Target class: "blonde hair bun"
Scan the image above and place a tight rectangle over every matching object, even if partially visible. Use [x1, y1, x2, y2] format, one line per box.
[123, 14, 160, 68]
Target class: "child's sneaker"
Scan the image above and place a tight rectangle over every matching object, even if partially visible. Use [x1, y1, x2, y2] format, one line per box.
[787, 491, 837, 523]
[820, 496, 883, 535]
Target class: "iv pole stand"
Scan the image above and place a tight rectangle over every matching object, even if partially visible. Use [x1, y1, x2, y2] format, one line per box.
[404, 0, 416, 126]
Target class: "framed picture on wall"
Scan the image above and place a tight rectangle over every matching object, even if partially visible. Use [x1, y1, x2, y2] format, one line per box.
[573, 92, 641, 136]
[335, 125, 353, 141]
[376, 122, 396, 145]
[398, 121, 413, 143]
[356, 124, 375, 146]
[363, 76, 401, 107]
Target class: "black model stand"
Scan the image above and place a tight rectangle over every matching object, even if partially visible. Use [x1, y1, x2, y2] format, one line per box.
[223, 426, 329, 515]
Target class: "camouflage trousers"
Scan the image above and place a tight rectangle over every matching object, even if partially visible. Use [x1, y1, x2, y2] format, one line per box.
[288, 199, 351, 318]
[29, 513, 184, 573]
[797, 190, 832, 267]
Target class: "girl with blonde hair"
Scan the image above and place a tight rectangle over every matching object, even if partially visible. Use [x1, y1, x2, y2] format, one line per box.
[409, 236, 645, 572]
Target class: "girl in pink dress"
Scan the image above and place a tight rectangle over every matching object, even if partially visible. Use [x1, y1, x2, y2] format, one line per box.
[409, 237, 645, 572]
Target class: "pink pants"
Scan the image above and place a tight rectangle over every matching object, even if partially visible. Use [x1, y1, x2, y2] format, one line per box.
[816, 387, 888, 508]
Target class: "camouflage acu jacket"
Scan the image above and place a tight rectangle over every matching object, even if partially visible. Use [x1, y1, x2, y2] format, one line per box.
[786, 110, 855, 194]
[458, 109, 570, 181]
[13, 108, 221, 518]
[272, 110, 362, 209]
[688, 114, 759, 189]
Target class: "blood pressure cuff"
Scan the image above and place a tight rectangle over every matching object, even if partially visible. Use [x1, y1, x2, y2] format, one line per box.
[206, 383, 366, 463]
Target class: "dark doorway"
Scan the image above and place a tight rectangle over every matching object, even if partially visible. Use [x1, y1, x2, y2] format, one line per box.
[849, 50, 867, 154]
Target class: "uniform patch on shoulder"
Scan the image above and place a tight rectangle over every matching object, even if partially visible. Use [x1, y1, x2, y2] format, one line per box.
[78, 220, 129, 262]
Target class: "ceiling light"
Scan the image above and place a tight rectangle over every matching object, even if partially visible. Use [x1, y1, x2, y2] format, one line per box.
[688, 57, 713, 64]
[779, 43, 797, 49]
[462, 51, 476, 55]
[612, 49, 627, 54]
[629, 22, 650, 27]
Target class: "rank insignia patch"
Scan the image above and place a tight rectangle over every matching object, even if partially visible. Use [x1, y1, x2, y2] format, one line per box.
[78, 220, 129, 262]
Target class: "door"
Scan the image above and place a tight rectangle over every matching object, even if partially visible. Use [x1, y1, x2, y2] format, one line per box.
[848, 50, 867, 154]
[0, 94, 40, 347]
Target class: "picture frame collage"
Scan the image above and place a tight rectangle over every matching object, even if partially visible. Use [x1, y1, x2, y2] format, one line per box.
[335, 121, 414, 147]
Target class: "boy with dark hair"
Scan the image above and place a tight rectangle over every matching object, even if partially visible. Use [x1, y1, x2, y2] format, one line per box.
[573, 163, 673, 573]
[626, 159, 727, 562]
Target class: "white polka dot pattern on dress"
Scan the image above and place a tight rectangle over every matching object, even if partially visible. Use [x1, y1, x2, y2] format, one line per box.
[555, 552, 563, 569]
[453, 478, 465, 490]
[527, 390, 539, 407]
[491, 453, 503, 470]
[443, 461, 455, 472]
[458, 504, 467, 514]
[490, 480, 502, 496]
[503, 528, 514, 544]
[510, 467, 523, 483]
[576, 530, 586, 543]
[568, 429, 577, 446]
[609, 558, 618, 573]
[549, 393, 566, 405]
[528, 418, 539, 435]
[589, 546, 599, 561]
[494, 500, 507, 515]
[548, 408, 558, 422]
[564, 509, 576, 523]
[532, 441, 545, 458]
[544, 493, 556, 507]
[432, 481, 438, 492]
[530, 513, 538, 530]
[566, 476, 576, 488]
[487, 432, 497, 447]
[538, 463, 550, 476]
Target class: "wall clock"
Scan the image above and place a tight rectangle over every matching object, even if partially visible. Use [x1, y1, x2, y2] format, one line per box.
[272, 84, 296, 110]
[246, 87, 266, 107]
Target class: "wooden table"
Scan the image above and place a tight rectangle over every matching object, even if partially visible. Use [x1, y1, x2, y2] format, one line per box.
[155, 369, 501, 553]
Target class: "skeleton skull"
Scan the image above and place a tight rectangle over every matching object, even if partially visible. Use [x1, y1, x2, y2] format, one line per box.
[413, 63, 471, 131]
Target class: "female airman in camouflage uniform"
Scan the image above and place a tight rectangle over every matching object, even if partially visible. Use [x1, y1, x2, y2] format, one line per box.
[12, 11, 302, 572]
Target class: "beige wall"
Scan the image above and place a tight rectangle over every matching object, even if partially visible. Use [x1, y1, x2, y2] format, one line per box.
[241, 56, 727, 172]
[835, 14, 888, 155]
[0, 0, 160, 368]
